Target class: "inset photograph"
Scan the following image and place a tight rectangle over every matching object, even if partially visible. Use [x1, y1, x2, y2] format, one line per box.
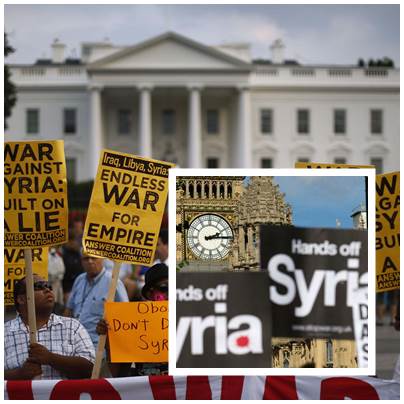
[169, 169, 375, 376]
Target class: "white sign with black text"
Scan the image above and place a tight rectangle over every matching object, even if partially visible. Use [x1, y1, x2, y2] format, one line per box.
[352, 287, 368, 368]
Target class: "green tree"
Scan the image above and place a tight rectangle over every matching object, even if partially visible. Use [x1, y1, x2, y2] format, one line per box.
[381, 57, 394, 67]
[5, 33, 17, 129]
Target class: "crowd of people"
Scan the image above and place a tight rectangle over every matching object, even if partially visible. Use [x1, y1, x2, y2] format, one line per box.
[4, 218, 169, 380]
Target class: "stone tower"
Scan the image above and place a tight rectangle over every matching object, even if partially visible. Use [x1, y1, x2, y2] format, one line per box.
[234, 176, 292, 270]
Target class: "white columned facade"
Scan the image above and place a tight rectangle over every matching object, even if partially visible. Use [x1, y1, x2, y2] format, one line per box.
[234, 86, 252, 168]
[89, 85, 103, 179]
[138, 84, 152, 158]
[188, 85, 202, 168]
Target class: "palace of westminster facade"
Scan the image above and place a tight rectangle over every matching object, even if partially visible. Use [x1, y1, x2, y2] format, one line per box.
[176, 176, 358, 368]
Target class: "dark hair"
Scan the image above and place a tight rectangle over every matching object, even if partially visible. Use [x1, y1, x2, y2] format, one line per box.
[159, 228, 168, 245]
[13, 276, 27, 311]
[141, 263, 168, 299]
[13, 274, 42, 311]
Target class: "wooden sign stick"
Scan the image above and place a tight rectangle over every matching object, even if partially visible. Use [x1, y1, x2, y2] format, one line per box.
[91, 261, 121, 379]
[23, 248, 37, 344]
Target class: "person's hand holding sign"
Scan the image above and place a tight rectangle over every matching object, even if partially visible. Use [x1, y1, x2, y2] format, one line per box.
[28, 341, 94, 379]
[20, 359, 42, 379]
[96, 319, 110, 336]
[29, 343, 54, 365]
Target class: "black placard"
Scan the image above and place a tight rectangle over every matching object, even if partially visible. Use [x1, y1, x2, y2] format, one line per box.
[260, 225, 368, 339]
[176, 272, 272, 368]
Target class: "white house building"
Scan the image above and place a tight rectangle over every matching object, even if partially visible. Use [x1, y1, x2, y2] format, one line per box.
[5, 32, 399, 182]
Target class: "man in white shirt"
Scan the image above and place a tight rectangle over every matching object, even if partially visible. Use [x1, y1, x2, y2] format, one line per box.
[5, 275, 95, 380]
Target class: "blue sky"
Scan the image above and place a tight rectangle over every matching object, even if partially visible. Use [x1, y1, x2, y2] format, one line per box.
[5, 4, 399, 66]
[273, 176, 366, 229]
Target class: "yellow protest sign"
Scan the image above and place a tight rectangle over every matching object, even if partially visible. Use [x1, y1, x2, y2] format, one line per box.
[376, 172, 400, 292]
[83, 150, 174, 264]
[4, 247, 48, 305]
[4, 141, 68, 247]
[295, 162, 374, 169]
[105, 301, 168, 363]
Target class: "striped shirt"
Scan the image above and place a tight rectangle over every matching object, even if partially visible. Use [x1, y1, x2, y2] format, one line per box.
[4, 314, 95, 380]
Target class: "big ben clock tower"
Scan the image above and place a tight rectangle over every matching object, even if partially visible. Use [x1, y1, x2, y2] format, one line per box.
[176, 176, 244, 271]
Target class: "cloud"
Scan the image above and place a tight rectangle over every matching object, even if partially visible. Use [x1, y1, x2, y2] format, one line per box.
[284, 7, 398, 65]
[5, 4, 399, 66]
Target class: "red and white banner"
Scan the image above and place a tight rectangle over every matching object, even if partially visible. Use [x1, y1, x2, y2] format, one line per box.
[4, 375, 399, 400]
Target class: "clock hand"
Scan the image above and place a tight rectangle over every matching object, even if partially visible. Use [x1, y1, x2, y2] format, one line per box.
[210, 234, 233, 240]
[205, 232, 220, 241]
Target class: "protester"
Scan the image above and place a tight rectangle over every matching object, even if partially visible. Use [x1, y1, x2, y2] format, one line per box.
[104, 259, 139, 301]
[154, 229, 168, 265]
[64, 254, 129, 347]
[376, 290, 398, 326]
[72, 217, 84, 246]
[47, 247, 65, 313]
[392, 296, 400, 382]
[135, 229, 169, 300]
[5, 274, 95, 380]
[96, 263, 168, 376]
[61, 229, 84, 305]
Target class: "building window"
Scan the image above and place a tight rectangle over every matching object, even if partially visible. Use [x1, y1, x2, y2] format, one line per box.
[207, 110, 219, 134]
[118, 109, 132, 135]
[297, 157, 310, 163]
[162, 109, 175, 135]
[207, 158, 219, 168]
[297, 109, 310, 134]
[26, 109, 39, 134]
[63, 108, 77, 134]
[326, 339, 333, 364]
[260, 109, 273, 134]
[334, 157, 347, 164]
[261, 158, 273, 168]
[65, 158, 77, 182]
[370, 158, 383, 174]
[370, 109, 383, 134]
[334, 109, 346, 134]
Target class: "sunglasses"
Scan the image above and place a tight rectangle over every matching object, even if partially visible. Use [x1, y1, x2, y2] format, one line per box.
[34, 281, 52, 291]
[19, 281, 53, 294]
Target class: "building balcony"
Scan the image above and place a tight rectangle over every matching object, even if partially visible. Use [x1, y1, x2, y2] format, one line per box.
[9, 65, 88, 87]
[251, 66, 399, 90]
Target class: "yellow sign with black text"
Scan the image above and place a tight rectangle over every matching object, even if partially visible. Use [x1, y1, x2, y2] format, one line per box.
[295, 162, 374, 169]
[4, 247, 48, 305]
[376, 172, 400, 292]
[105, 301, 168, 363]
[83, 150, 174, 264]
[4, 141, 68, 247]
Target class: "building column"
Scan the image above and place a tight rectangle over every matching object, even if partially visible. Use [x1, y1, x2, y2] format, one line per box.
[185, 180, 190, 198]
[234, 86, 252, 168]
[238, 226, 245, 261]
[247, 225, 254, 263]
[90, 85, 103, 179]
[209, 180, 212, 199]
[138, 84, 152, 158]
[188, 85, 202, 168]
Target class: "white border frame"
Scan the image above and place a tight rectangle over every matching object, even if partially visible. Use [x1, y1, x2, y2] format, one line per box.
[169, 168, 376, 376]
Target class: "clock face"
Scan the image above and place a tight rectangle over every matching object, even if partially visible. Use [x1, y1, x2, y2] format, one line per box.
[187, 214, 233, 260]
